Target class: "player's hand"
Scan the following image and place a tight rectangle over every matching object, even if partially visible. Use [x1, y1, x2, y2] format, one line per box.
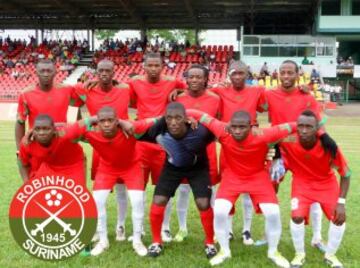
[187, 117, 198, 130]
[118, 120, 134, 137]
[270, 158, 286, 182]
[215, 80, 231, 88]
[24, 129, 34, 143]
[169, 89, 179, 102]
[299, 84, 311, 94]
[333, 203, 346, 226]
[266, 148, 276, 161]
[83, 80, 98, 89]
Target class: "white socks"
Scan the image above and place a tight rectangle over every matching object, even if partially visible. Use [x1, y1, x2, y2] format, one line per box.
[290, 220, 305, 254]
[326, 222, 346, 255]
[242, 194, 253, 233]
[214, 199, 232, 255]
[93, 189, 145, 244]
[93, 190, 111, 242]
[259, 203, 282, 256]
[176, 184, 191, 231]
[310, 202, 323, 243]
[128, 190, 145, 243]
[116, 184, 128, 229]
[162, 198, 172, 232]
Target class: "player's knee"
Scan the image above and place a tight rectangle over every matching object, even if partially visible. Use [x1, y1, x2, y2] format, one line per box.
[261, 203, 280, 219]
[214, 199, 232, 218]
[153, 195, 169, 206]
[292, 217, 305, 224]
[195, 198, 210, 211]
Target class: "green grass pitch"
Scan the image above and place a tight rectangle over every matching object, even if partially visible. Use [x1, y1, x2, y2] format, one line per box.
[0, 115, 359, 267]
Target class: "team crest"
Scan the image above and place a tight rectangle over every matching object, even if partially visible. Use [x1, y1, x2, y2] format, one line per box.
[9, 175, 97, 261]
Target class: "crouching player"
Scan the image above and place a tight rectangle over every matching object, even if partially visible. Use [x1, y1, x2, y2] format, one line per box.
[60, 107, 156, 257]
[17, 114, 86, 185]
[280, 110, 350, 268]
[188, 109, 295, 268]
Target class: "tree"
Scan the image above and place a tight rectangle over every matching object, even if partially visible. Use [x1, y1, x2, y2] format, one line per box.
[95, 30, 118, 41]
[147, 29, 204, 44]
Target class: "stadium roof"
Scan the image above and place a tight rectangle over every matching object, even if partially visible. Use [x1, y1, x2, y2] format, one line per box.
[0, 0, 319, 34]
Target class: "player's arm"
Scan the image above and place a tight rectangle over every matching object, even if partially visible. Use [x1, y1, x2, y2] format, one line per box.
[17, 142, 30, 182]
[261, 122, 297, 145]
[118, 117, 159, 137]
[186, 109, 228, 138]
[15, 93, 28, 150]
[59, 116, 97, 141]
[256, 87, 267, 113]
[169, 79, 187, 102]
[332, 148, 351, 226]
[135, 117, 167, 143]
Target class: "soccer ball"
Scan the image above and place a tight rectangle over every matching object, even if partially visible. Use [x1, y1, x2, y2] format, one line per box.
[45, 189, 63, 207]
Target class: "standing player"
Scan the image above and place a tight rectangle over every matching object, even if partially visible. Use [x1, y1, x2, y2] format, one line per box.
[211, 61, 266, 244]
[62, 107, 156, 257]
[188, 109, 294, 267]
[174, 64, 220, 242]
[129, 52, 187, 242]
[262, 60, 325, 250]
[280, 110, 350, 268]
[75, 59, 131, 242]
[17, 114, 85, 185]
[15, 59, 81, 153]
[127, 102, 216, 258]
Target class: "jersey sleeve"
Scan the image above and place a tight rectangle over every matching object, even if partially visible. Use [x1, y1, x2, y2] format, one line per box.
[132, 118, 158, 135]
[256, 87, 267, 113]
[58, 120, 89, 141]
[332, 148, 351, 178]
[68, 84, 84, 107]
[260, 122, 297, 145]
[16, 93, 29, 124]
[175, 79, 187, 90]
[199, 113, 228, 139]
[135, 117, 166, 142]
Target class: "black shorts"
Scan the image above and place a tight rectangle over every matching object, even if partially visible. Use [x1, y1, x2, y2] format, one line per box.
[154, 163, 212, 199]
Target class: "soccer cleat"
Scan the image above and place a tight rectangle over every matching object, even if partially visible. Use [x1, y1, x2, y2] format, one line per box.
[90, 240, 109, 256]
[91, 232, 100, 243]
[229, 232, 234, 241]
[173, 229, 188, 242]
[209, 249, 231, 266]
[79, 245, 92, 257]
[132, 241, 148, 257]
[161, 230, 173, 243]
[268, 251, 290, 268]
[290, 253, 306, 268]
[147, 243, 163, 257]
[311, 240, 326, 253]
[205, 244, 218, 259]
[324, 254, 343, 268]
[116, 226, 126, 241]
[242, 231, 254, 245]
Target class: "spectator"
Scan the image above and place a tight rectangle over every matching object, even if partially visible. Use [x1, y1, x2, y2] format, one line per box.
[260, 62, 270, 76]
[302, 56, 310, 65]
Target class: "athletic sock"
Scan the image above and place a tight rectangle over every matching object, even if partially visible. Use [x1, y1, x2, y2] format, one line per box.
[310, 202, 323, 242]
[115, 184, 128, 229]
[161, 198, 172, 232]
[128, 190, 145, 243]
[177, 184, 191, 230]
[326, 222, 346, 255]
[260, 203, 282, 256]
[200, 207, 215, 245]
[150, 203, 166, 244]
[290, 220, 305, 254]
[242, 194, 253, 233]
[214, 199, 232, 255]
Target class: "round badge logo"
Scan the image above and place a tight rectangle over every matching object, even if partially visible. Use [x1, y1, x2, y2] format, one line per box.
[9, 175, 97, 261]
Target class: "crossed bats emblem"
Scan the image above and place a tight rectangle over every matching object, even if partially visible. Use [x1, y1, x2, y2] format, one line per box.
[30, 199, 77, 237]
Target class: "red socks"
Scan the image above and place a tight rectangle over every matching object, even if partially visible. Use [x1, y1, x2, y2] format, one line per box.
[200, 207, 214, 245]
[150, 203, 166, 244]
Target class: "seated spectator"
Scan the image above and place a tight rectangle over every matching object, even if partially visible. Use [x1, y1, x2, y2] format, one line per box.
[271, 69, 278, 80]
[310, 68, 320, 83]
[302, 56, 310, 65]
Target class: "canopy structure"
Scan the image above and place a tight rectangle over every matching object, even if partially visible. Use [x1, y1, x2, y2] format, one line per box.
[0, 0, 319, 33]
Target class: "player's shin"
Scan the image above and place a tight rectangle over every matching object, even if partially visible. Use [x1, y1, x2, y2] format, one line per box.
[310, 203, 323, 243]
[290, 219, 305, 254]
[242, 194, 253, 233]
[214, 199, 232, 255]
[115, 184, 128, 227]
[128, 190, 145, 243]
[150, 203, 166, 244]
[176, 184, 191, 231]
[260, 203, 282, 256]
[93, 190, 111, 243]
[326, 222, 346, 255]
